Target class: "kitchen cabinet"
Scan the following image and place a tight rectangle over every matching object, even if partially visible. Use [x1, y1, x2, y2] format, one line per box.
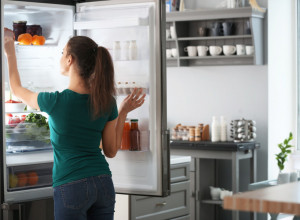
[129, 156, 191, 220]
[170, 141, 259, 220]
[166, 7, 265, 66]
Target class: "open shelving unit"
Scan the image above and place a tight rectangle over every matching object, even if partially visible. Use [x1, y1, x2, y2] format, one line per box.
[166, 7, 265, 67]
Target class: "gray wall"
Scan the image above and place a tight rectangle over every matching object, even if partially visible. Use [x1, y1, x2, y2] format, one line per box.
[167, 0, 268, 219]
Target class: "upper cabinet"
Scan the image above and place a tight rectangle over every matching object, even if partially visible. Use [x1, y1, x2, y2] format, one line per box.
[166, 7, 266, 67]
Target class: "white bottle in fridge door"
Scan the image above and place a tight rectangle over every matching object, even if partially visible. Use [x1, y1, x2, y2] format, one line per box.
[220, 116, 227, 142]
[121, 41, 130, 61]
[129, 40, 138, 60]
[211, 116, 220, 142]
[113, 41, 121, 61]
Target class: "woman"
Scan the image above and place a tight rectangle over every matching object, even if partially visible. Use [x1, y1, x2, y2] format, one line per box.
[4, 28, 145, 220]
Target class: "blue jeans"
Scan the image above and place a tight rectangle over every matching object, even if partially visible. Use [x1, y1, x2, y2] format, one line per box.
[53, 175, 115, 220]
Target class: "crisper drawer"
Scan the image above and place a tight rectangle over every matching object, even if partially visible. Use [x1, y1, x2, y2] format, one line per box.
[130, 181, 190, 220]
[170, 163, 190, 184]
[7, 163, 53, 192]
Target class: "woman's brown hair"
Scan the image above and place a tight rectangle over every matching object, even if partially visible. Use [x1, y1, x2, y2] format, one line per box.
[66, 36, 116, 119]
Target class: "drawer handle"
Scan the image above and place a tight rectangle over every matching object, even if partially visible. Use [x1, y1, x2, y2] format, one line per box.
[156, 202, 167, 206]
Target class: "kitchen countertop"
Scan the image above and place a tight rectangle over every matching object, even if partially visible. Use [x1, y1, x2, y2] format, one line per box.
[170, 155, 191, 165]
[224, 181, 300, 216]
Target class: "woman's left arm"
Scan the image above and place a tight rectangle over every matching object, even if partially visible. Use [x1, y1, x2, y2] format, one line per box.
[4, 28, 39, 109]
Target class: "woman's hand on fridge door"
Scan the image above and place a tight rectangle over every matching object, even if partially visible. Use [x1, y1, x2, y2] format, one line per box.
[4, 28, 15, 57]
[119, 88, 146, 115]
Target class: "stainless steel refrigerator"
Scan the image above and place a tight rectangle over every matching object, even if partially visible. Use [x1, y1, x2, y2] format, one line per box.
[1, 0, 168, 217]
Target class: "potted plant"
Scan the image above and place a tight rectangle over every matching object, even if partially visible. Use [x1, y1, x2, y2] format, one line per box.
[276, 132, 294, 184]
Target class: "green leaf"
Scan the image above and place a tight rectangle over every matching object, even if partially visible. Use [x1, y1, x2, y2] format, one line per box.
[284, 139, 288, 145]
[286, 150, 292, 154]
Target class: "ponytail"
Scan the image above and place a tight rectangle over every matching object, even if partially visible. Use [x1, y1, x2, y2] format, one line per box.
[90, 46, 116, 119]
[66, 36, 116, 119]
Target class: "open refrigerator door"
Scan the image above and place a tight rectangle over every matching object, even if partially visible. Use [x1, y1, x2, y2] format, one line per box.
[75, 0, 169, 196]
[2, 0, 74, 203]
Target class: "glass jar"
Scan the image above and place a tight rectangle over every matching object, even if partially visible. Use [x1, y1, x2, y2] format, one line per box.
[26, 25, 42, 36]
[130, 119, 141, 151]
[13, 21, 27, 41]
[171, 128, 178, 140]
[195, 127, 201, 141]
[189, 127, 195, 142]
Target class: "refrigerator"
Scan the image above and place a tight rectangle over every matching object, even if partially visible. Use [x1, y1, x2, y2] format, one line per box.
[1, 0, 169, 214]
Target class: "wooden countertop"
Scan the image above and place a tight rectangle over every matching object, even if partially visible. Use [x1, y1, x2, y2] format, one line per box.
[223, 182, 300, 215]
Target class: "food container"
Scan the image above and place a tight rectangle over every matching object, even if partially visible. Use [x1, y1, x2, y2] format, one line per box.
[13, 21, 27, 41]
[5, 103, 26, 113]
[6, 122, 51, 153]
[26, 25, 42, 36]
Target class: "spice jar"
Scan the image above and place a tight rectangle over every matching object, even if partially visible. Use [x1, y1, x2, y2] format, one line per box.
[13, 21, 27, 41]
[177, 126, 183, 140]
[171, 128, 178, 140]
[195, 127, 201, 141]
[199, 123, 204, 138]
[182, 128, 189, 141]
[189, 127, 195, 142]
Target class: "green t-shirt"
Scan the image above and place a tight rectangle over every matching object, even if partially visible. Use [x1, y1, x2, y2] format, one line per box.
[37, 89, 118, 187]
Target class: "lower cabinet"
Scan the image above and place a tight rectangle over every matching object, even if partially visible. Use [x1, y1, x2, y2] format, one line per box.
[129, 162, 191, 220]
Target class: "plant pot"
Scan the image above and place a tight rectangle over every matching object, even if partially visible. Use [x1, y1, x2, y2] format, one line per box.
[277, 172, 290, 184]
[289, 172, 298, 182]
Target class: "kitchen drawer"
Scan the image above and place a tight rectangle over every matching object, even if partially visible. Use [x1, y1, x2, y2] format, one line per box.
[130, 181, 190, 220]
[170, 163, 190, 184]
[171, 215, 190, 220]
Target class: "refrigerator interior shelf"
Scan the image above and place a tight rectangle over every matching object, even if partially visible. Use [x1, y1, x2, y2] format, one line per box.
[74, 17, 149, 30]
[6, 150, 53, 167]
[5, 110, 40, 114]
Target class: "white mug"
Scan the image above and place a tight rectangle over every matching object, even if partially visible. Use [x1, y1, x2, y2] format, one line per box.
[184, 46, 197, 57]
[236, 44, 246, 55]
[166, 49, 172, 58]
[197, 46, 208, 57]
[223, 45, 236, 56]
[166, 29, 171, 39]
[170, 26, 176, 39]
[246, 45, 255, 55]
[171, 48, 178, 57]
[209, 46, 222, 56]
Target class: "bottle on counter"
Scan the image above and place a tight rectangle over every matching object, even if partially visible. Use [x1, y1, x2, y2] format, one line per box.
[130, 119, 141, 151]
[121, 119, 131, 150]
[211, 116, 220, 142]
[220, 116, 227, 142]
[129, 40, 138, 60]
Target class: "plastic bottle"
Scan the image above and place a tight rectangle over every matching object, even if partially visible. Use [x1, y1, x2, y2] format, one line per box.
[220, 116, 227, 142]
[113, 41, 121, 61]
[211, 116, 220, 142]
[129, 40, 137, 60]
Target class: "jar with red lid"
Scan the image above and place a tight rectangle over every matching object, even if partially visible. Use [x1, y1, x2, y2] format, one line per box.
[26, 25, 42, 36]
[13, 21, 27, 41]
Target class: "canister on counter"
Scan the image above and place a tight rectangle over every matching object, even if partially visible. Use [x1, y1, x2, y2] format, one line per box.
[13, 21, 27, 41]
[171, 128, 178, 140]
[182, 128, 189, 141]
[177, 126, 183, 140]
[195, 127, 201, 141]
[189, 127, 195, 142]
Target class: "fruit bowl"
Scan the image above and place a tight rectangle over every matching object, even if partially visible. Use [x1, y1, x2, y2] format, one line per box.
[5, 103, 26, 112]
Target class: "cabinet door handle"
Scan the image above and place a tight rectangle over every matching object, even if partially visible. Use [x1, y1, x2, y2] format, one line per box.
[156, 202, 167, 206]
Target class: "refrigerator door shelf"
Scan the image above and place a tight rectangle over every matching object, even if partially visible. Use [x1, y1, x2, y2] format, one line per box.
[74, 17, 149, 30]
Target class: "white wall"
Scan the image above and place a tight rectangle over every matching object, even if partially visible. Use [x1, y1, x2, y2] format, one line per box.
[168, 0, 268, 182]
[268, 0, 297, 179]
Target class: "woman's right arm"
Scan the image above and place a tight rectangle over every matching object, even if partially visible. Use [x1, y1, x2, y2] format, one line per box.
[101, 88, 145, 158]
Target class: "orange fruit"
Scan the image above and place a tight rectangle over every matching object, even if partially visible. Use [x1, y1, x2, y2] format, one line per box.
[18, 33, 32, 45]
[17, 173, 27, 187]
[27, 171, 38, 185]
[32, 35, 45, 46]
